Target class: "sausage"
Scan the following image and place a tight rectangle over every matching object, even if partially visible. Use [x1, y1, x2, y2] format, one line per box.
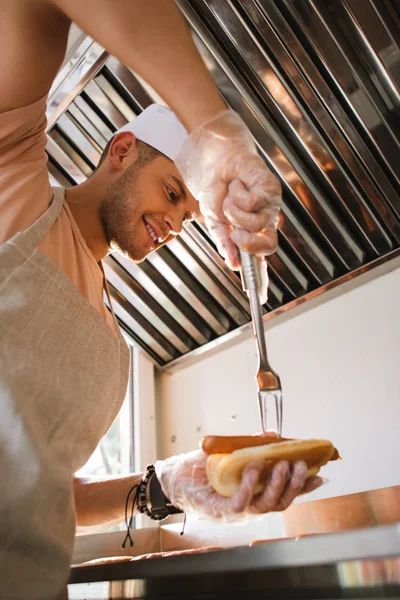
[201, 433, 291, 455]
[202, 433, 340, 460]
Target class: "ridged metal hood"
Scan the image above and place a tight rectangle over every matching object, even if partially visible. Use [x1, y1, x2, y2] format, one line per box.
[46, 0, 400, 367]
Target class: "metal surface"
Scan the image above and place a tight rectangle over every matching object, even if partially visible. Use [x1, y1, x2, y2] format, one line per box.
[47, 2, 400, 366]
[69, 523, 400, 598]
[159, 487, 400, 551]
[240, 251, 283, 434]
[281, 485, 400, 538]
[164, 247, 400, 373]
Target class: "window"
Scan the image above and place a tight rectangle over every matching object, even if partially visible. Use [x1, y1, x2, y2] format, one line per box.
[75, 345, 134, 535]
[75, 369, 133, 479]
[72, 345, 158, 570]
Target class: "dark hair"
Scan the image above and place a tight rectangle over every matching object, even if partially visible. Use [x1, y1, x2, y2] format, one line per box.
[96, 137, 162, 170]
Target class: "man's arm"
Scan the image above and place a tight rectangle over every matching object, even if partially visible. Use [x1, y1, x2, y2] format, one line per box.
[0, 0, 225, 130]
[0, 0, 71, 112]
[73, 473, 142, 527]
[47, 0, 226, 132]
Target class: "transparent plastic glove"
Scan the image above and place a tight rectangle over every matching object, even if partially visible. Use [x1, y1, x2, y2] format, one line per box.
[155, 449, 322, 523]
[175, 110, 282, 270]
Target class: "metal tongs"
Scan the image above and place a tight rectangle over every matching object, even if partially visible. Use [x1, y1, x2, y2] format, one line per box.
[240, 250, 283, 437]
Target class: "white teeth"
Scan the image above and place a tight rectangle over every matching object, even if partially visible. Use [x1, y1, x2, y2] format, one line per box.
[146, 222, 158, 243]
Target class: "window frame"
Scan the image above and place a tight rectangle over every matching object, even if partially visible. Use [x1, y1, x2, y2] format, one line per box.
[73, 345, 158, 563]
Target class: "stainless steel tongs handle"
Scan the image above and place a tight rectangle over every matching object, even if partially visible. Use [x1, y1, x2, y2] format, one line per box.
[239, 251, 269, 369]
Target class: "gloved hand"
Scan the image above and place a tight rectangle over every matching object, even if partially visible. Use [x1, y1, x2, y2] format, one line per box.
[175, 110, 282, 271]
[155, 449, 322, 523]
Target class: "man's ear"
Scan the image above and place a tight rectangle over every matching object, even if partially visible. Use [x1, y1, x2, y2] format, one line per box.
[108, 132, 139, 170]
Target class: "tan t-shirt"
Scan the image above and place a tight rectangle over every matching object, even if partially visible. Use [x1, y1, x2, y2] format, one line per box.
[0, 93, 116, 333]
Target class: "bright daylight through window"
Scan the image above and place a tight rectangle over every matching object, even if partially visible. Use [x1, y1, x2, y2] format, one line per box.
[75, 345, 134, 532]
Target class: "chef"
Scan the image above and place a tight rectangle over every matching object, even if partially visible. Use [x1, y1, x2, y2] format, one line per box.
[0, 1, 323, 598]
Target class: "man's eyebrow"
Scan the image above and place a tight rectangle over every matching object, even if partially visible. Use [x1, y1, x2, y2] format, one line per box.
[171, 175, 187, 199]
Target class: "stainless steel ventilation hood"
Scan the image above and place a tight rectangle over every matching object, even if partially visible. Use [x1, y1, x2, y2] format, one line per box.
[46, 0, 400, 368]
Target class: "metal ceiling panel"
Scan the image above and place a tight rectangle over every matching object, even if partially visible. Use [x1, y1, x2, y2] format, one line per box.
[46, 1, 400, 366]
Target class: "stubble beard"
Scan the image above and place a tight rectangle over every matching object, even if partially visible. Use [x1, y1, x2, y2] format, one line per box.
[100, 164, 144, 261]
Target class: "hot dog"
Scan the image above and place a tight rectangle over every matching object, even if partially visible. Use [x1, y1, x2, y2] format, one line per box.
[201, 434, 339, 498]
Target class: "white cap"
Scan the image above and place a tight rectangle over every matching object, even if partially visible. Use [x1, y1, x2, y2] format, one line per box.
[117, 104, 188, 161]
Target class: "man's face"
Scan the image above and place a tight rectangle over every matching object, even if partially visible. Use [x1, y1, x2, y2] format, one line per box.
[100, 152, 199, 262]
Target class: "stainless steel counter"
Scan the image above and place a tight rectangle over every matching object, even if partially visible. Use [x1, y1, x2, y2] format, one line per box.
[69, 523, 400, 599]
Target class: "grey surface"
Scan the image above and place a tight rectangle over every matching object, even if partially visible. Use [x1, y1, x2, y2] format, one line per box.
[69, 523, 400, 598]
[47, 1, 400, 366]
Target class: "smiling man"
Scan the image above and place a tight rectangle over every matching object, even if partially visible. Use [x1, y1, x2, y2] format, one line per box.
[0, 97, 321, 599]
[71, 105, 199, 265]
[57, 104, 199, 332]
[0, 1, 321, 598]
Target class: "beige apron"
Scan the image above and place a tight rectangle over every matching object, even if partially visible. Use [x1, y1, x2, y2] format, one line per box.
[0, 187, 130, 599]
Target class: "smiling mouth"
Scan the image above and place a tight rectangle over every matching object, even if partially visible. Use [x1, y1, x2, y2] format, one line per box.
[144, 219, 160, 248]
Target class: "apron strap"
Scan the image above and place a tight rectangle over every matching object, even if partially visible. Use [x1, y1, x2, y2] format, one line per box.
[99, 261, 121, 335]
[15, 187, 65, 255]
[12, 185, 123, 340]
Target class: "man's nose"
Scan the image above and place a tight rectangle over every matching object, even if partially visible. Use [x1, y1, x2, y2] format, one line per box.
[163, 209, 184, 236]
[169, 222, 182, 236]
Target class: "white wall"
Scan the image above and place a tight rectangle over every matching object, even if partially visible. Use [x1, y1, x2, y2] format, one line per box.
[156, 264, 400, 502]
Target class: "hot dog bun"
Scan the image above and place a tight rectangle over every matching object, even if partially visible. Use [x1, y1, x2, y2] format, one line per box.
[204, 438, 337, 498]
